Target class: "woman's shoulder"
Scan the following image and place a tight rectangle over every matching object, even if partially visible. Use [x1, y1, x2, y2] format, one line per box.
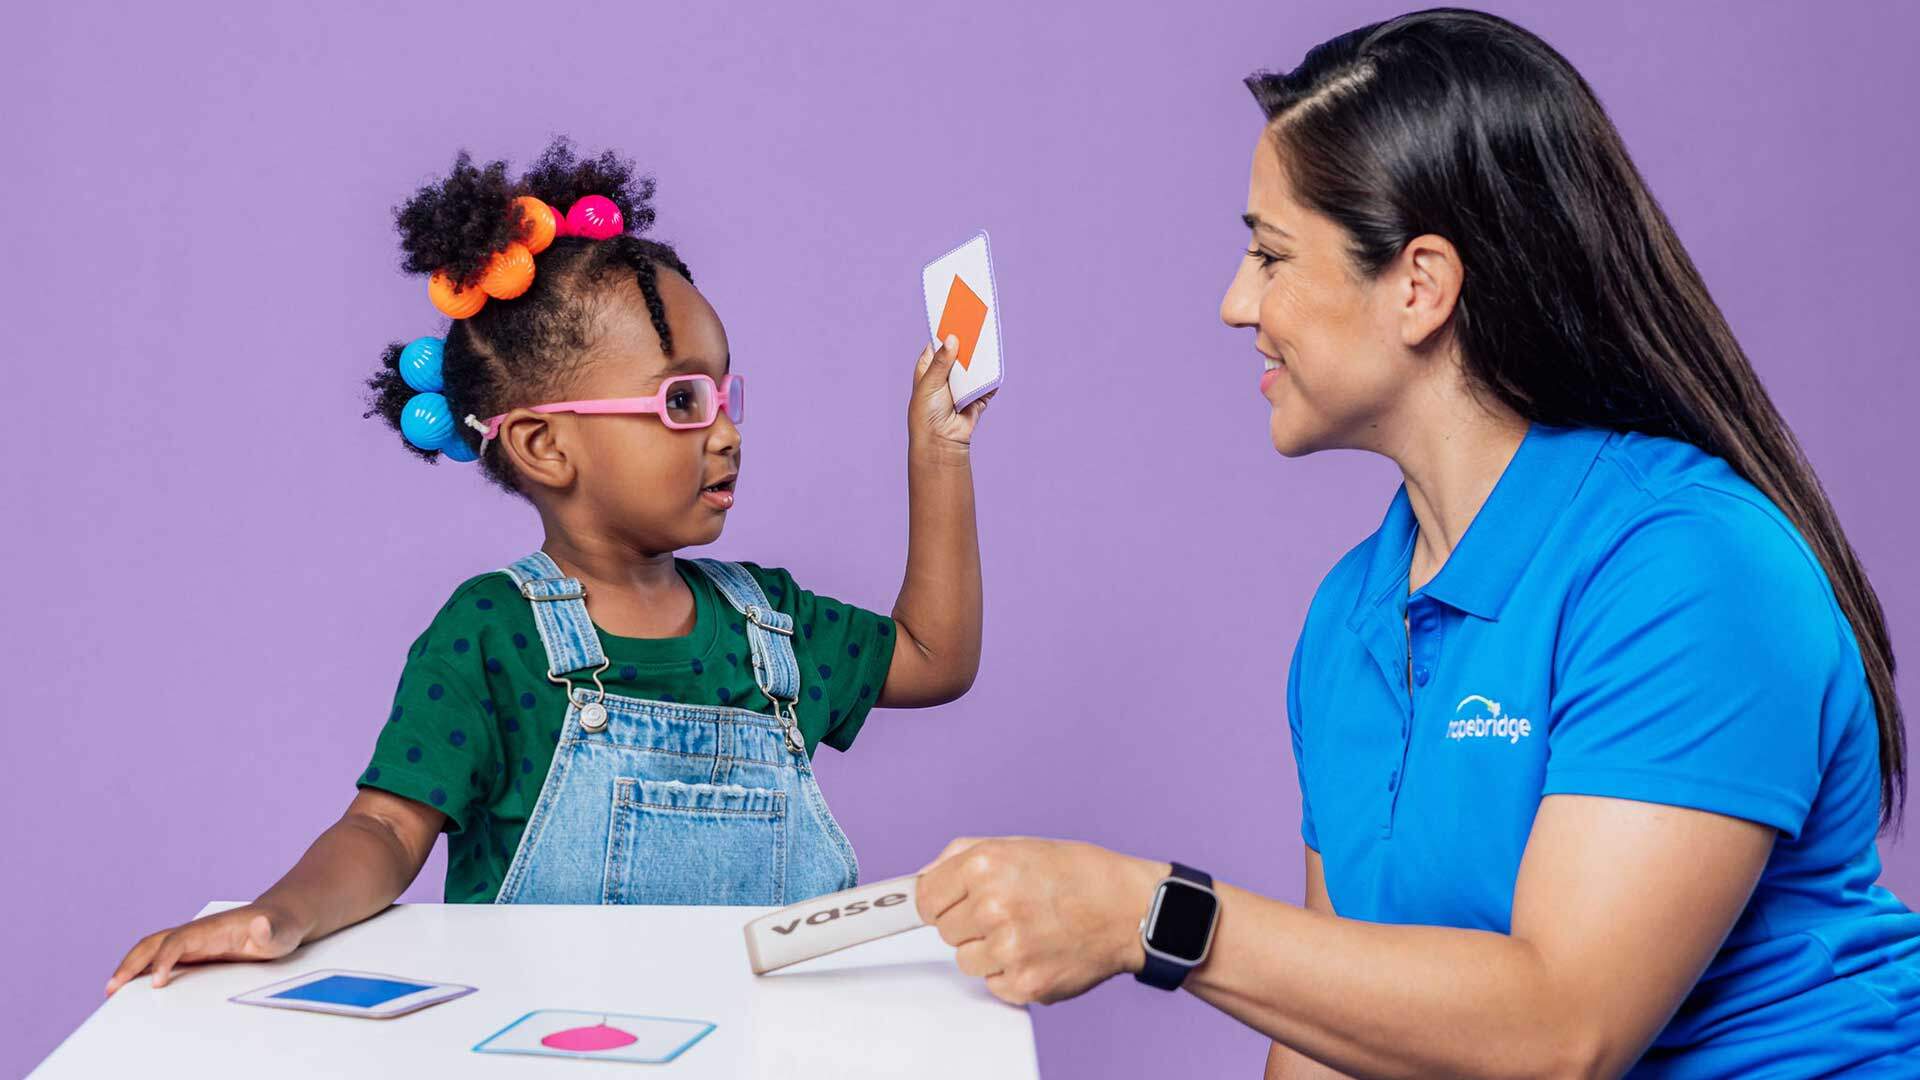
[1572, 442, 1852, 659]
[1588, 436, 1832, 600]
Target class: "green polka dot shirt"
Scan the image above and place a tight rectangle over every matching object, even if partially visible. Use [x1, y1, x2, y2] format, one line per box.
[357, 560, 897, 903]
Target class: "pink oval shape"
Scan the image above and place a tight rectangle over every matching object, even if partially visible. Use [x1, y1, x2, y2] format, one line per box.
[542, 1022, 640, 1052]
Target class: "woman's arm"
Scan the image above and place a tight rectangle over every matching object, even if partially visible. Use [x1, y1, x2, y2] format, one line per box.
[1264, 850, 1355, 1080]
[919, 794, 1773, 1080]
[107, 789, 443, 992]
[879, 337, 990, 708]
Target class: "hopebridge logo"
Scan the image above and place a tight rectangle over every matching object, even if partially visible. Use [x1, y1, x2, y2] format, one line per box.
[1447, 695, 1533, 745]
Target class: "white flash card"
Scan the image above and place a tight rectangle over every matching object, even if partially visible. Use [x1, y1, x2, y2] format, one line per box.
[922, 230, 1005, 409]
[744, 875, 925, 975]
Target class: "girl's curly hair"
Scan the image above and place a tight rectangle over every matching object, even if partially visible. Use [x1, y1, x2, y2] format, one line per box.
[365, 137, 692, 493]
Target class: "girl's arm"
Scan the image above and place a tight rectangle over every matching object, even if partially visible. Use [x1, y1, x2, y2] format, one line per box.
[879, 337, 991, 708]
[106, 788, 443, 993]
[919, 794, 1774, 1080]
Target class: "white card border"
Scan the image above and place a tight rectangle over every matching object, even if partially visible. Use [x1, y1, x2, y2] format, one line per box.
[230, 968, 476, 1019]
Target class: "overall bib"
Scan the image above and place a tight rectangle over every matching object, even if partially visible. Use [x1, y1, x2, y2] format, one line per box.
[492, 552, 859, 906]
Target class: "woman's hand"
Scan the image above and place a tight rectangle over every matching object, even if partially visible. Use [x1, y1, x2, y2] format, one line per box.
[106, 901, 308, 994]
[915, 836, 1167, 1006]
[910, 336, 995, 452]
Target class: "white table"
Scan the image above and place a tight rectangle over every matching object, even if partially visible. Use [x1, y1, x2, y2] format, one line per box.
[34, 902, 1038, 1078]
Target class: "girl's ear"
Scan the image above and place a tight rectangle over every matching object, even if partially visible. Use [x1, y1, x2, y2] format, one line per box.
[497, 411, 575, 493]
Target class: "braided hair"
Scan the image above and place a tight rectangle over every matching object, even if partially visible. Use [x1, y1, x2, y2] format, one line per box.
[365, 138, 694, 493]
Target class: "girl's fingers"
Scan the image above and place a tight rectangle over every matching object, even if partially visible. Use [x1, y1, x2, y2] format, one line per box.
[148, 933, 193, 989]
[918, 336, 960, 388]
[106, 933, 166, 995]
[962, 391, 996, 424]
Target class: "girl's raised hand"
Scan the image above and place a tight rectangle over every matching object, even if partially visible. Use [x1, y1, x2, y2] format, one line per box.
[105, 902, 305, 994]
[911, 336, 995, 450]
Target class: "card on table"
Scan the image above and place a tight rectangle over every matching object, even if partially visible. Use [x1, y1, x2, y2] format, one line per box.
[922, 230, 1004, 410]
[744, 874, 925, 975]
[473, 1009, 716, 1064]
[231, 969, 475, 1019]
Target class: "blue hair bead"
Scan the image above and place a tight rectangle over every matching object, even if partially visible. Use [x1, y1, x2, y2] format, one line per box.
[439, 434, 479, 462]
[401, 392, 455, 451]
[398, 336, 446, 393]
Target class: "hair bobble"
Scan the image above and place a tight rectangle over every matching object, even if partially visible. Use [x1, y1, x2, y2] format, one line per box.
[514, 195, 557, 254]
[480, 242, 536, 299]
[428, 270, 487, 319]
[393, 335, 477, 462]
[423, 193, 625, 319]
[565, 195, 623, 240]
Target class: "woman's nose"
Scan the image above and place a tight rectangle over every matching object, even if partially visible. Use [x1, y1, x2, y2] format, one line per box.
[1221, 260, 1260, 329]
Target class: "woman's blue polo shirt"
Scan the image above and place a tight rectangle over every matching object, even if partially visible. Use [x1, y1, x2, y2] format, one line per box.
[1288, 424, 1920, 1075]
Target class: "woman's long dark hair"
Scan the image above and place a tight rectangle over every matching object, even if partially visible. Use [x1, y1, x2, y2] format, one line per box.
[1248, 8, 1905, 826]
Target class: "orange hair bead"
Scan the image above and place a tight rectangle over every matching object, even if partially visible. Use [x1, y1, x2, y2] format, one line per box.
[514, 195, 556, 254]
[429, 270, 487, 319]
[479, 242, 536, 300]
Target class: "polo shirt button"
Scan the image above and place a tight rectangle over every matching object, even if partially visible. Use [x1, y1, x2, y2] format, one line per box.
[1414, 666, 1431, 686]
[1387, 771, 1398, 791]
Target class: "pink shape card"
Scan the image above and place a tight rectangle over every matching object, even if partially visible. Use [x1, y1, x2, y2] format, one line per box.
[472, 1009, 716, 1064]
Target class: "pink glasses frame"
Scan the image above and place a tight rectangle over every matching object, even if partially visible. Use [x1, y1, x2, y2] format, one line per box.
[480, 373, 745, 442]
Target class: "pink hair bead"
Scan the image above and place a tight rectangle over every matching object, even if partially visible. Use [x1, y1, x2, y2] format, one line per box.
[566, 195, 623, 240]
[549, 202, 570, 237]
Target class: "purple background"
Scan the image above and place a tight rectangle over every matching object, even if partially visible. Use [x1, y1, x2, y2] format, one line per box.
[6, 1, 1917, 1075]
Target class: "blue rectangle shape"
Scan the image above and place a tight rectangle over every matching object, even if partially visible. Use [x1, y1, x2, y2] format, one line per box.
[270, 975, 432, 1008]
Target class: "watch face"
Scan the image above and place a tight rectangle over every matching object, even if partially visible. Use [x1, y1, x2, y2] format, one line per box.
[1145, 880, 1217, 962]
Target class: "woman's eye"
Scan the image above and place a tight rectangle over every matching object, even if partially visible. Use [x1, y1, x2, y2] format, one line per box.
[1246, 248, 1285, 269]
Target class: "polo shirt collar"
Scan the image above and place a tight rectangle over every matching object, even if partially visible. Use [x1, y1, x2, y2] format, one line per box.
[1348, 424, 1610, 626]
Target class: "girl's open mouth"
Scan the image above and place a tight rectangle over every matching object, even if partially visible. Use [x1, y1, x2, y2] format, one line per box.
[701, 477, 737, 510]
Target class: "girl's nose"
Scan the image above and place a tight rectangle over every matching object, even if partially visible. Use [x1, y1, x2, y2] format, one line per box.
[708, 411, 741, 454]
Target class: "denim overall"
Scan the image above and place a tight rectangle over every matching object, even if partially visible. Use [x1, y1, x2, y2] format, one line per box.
[492, 552, 859, 906]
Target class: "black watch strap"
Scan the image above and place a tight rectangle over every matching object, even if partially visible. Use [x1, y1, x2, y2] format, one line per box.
[1136, 861, 1214, 991]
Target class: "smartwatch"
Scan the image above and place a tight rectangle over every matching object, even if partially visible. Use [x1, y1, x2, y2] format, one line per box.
[1134, 861, 1220, 990]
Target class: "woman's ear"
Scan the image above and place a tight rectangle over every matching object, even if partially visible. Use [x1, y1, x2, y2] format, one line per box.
[497, 411, 575, 493]
[1395, 233, 1464, 351]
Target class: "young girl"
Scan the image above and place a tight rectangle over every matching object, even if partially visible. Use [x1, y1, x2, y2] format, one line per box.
[107, 140, 989, 992]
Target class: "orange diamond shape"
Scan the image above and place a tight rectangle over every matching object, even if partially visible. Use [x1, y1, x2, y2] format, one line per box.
[935, 275, 989, 370]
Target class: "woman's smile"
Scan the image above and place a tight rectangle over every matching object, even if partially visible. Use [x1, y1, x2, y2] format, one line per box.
[1259, 354, 1285, 398]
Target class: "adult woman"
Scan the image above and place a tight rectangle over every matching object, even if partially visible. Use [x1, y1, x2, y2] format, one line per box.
[916, 9, 1917, 1077]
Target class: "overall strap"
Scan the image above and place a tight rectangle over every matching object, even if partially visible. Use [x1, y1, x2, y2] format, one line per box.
[498, 552, 607, 678]
[689, 559, 801, 708]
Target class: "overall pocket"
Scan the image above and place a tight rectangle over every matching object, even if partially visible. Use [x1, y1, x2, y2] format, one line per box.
[602, 777, 787, 905]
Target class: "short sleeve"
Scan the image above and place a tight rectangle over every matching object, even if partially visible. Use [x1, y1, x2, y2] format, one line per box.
[359, 629, 502, 834]
[1541, 491, 1836, 840]
[1287, 630, 1319, 852]
[744, 564, 897, 753]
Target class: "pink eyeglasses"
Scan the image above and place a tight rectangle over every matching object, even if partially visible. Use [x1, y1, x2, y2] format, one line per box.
[480, 373, 745, 443]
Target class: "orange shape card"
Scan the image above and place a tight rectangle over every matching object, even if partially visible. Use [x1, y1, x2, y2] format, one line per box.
[935, 274, 989, 370]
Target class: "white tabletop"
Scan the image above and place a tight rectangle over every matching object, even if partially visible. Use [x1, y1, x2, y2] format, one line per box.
[34, 902, 1037, 1078]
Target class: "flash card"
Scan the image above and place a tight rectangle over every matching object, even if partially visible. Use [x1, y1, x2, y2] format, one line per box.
[473, 1009, 716, 1064]
[744, 874, 925, 975]
[231, 969, 474, 1019]
[922, 230, 1004, 409]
